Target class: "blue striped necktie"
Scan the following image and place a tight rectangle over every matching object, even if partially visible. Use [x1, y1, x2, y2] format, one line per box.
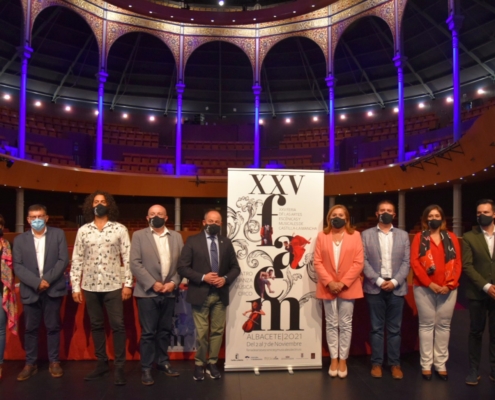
[209, 236, 219, 273]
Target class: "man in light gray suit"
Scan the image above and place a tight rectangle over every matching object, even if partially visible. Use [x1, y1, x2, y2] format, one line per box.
[130, 205, 183, 386]
[362, 200, 410, 380]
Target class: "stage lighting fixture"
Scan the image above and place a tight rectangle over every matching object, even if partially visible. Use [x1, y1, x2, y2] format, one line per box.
[400, 164, 407, 172]
[219, 0, 225, 5]
[6, 160, 14, 168]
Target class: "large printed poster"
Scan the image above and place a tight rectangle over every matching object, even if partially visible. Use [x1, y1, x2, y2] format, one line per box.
[225, 168, 324, 371]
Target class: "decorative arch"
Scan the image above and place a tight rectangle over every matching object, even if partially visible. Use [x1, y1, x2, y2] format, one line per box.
[259, 28, 328, 79]
[30, 1, 103, 60]
[106, 22, 180, 73]
[330, 1, 395, 73]
[183, 36, 255, 81]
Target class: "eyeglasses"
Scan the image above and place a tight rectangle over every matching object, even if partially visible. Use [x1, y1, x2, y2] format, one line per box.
[27, 215, 46, 221]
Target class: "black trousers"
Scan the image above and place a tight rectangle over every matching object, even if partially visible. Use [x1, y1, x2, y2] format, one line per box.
[468, 297, 495, 371]
[137, 295, 175, 370]
[23, 292, 63, 365]
[83, 289, 126, 366]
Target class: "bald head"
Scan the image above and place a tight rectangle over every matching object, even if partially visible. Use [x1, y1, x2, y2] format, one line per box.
[148, 205, 167, 218]
[203, 210, 222, 226]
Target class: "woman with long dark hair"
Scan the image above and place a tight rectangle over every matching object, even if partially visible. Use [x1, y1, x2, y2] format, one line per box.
[411, 204, 461, 381]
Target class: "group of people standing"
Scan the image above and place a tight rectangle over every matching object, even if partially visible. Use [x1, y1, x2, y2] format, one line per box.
[0, 193, 494, 388]
[0, 190, 240, 386]
[314, 199, 495, 386]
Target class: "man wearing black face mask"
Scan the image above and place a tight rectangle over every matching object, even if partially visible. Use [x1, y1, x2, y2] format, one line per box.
[463, 199, 495, 385]
[178, 210, 240, 381]
[361, 200, 410, 379]
[71, 191, 132, 385]
[130, 205, 183, 385]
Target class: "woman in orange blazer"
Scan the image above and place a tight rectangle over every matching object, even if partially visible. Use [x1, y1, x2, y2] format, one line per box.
[314, 205, 364, 379]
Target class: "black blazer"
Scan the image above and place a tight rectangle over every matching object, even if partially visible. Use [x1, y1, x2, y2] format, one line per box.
[177, 231, 240, 306]
[13, 227, 69, 304]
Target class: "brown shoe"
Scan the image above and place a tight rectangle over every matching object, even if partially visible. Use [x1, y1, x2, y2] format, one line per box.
[17, 364, 38, 381]
[49, 362, 63, 378]
[391, 365, 404, 380]
[371, 365, 382, 378]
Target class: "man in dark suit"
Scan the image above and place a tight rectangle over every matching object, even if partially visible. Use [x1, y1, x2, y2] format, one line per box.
[178, 210, 240, 381]
[13, 204, 69, 381]
[362, 200, 410, 379]
[463, 199, 495, 386]
[130, 205, 183, 386]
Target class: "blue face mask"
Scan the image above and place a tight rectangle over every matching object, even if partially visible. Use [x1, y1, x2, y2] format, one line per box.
[31, 218, 46, 231]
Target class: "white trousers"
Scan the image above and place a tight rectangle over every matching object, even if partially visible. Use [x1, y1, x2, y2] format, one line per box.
[323, 298, 355, 360]
[413, 286, 457, 371]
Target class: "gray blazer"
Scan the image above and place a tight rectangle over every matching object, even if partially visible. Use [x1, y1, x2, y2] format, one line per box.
[130, 227, 183, 297]
[13, 227, 69, 304]
[362, 226, 410, 296]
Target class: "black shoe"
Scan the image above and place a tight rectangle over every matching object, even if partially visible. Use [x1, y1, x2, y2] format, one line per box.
[141, 369, 154, 386]
[435, 371, 448, 381]
[156, 363, 180, 377]
[422, 372, 432, 381]
[193, 365, 204, 381]
[465, 368, 480, 386]
[206, 363, 221, 379]
[84, 360, 109, 381]
[114, 366, 126, 386]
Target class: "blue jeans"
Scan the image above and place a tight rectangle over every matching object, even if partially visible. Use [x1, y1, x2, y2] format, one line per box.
[365, 291, 404, 366]
[0, 305, 6, 364]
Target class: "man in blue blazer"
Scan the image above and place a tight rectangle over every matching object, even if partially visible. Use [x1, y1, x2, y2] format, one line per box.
[13, 204, 69, 381]
[178, 210, 240, 381]
[362, 200, 410, 379]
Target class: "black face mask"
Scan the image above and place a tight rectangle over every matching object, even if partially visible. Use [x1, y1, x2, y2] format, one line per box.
[428, 219, 442, 230]
[379, 212, 394, 225]
[330, 217, 346, 229]
[205, 224, 221, 236]
[150, 216, 166, 229]
[94, 204, 108, 217]
[478, 214, 494, 227]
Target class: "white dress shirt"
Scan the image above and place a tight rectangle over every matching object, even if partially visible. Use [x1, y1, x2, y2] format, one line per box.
[151, 227, 171, 282]
[71, 221, 132, 293]
[333, 242, 341, 273]
[375, 225, 398, 288]
[32, 228, 47, 278]
[482, 225, 495, 293]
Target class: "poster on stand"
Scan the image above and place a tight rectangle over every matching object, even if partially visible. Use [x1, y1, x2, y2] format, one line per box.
[225, 168, 324, 371]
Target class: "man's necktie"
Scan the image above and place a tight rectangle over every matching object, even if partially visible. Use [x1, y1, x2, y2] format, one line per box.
[209, 236, 219, 273]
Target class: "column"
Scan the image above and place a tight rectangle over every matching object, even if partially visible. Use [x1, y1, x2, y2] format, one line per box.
[15, 188, 24, 233]
[16, 45, 33, 159]
[394, 55, 407, 162]
[175, 82, 185, 176]
[252, 85, 262, 168]
[447, 14, 464, 142]
[174, 197, 181, 231]
[328, 196, 336, 210]
[452, 184, 462, 237]
[398, 191, 406, 231]
[95, 71, 108, 170]
[325, 75, 336, 172]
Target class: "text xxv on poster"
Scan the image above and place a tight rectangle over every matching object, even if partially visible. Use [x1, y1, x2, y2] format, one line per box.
[225, 168, 324, 371]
